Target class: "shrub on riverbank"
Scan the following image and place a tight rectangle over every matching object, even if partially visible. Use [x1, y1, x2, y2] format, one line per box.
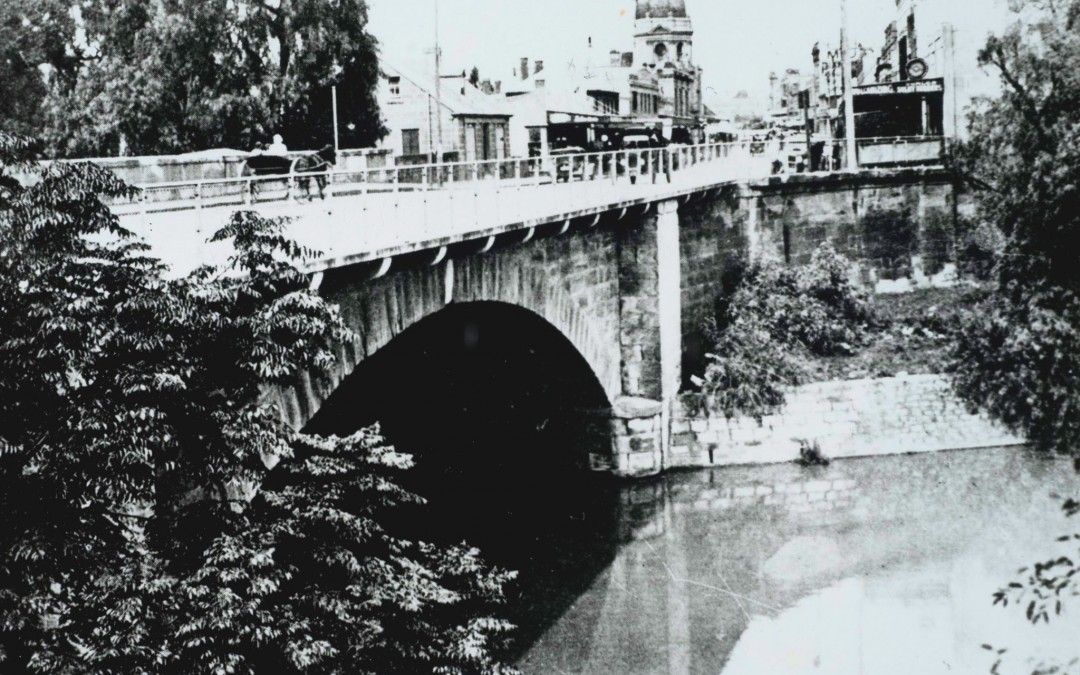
[799, 285, 988, 382]
[693, 244, 875, 420]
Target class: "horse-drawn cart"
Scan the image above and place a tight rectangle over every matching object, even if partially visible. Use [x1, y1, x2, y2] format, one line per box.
[244, 153, 296, 177]
[241, 146, 336, 200]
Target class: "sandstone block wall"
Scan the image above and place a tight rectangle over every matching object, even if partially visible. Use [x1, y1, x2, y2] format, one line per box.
[677, 190, 748, 386]
[603, 410, 665, 477]
[669, 374, 1024, 469]
[742, 169, 963, 293]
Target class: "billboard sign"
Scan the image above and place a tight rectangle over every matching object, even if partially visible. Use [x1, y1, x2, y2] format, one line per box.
[854, 78, 944, 97]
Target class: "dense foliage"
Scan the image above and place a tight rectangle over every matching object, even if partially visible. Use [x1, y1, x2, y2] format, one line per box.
[0, 130, 514, 673]
[693, 244, 875, 420]
[0, 0, 386, 157]
[951, 0, 1080, 457]
[0, 1, 73, 139]
[987, 499, 1080, 675]
[948, 3, 1080, 672]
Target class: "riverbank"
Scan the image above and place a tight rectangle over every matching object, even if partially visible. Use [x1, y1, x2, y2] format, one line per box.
[671, 371, 1023, 469]
[797, 285, 987, 382]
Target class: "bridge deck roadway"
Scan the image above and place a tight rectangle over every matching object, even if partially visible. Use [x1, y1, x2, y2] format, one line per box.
[117, 156, 767, 277]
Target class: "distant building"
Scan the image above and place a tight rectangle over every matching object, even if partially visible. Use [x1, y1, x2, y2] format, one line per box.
[767, 68, 810, 132]
[808, 43, 872, 140]
[376, 62, 512, 161]
[502, 0, 708, 145]
[768, 68, 804, 117]
[822, 0, 954, 165]
[851, 0, 954, 145]
[876, 0, 921, 84]
[504, 48, 661, 119]
[633, 0, 704, 123]
[503, 88, 606, 157]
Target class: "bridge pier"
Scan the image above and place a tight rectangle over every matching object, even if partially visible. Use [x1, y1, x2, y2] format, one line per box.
[610, 197, 682, 477]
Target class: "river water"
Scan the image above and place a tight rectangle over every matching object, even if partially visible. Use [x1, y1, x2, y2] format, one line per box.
[510, 447, 1080, 675]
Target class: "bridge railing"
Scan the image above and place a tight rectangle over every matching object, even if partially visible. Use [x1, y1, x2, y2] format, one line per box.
[756, 135, 947, 173]
[109, 140, 769, 217]
[108, 135, 947, 219]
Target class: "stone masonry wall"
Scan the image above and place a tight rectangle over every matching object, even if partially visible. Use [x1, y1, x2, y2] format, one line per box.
[616, 211, 663, 400]
[677, 189, 748, 386]
[743, 168, 962, 293]
[669, 374, 1024, 469]
[673, 169, 967, 380]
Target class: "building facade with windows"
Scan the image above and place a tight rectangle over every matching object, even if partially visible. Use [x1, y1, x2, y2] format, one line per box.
[633, 0, 704, 124]
[376, 62, 512, 162]
[503, 49, 661, 121]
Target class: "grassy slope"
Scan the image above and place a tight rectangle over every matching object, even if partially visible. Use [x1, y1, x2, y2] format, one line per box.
[798, 286, 988, 383]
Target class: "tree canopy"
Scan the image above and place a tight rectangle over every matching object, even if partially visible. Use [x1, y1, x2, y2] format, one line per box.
[951, 0, 1080, 457]
[951, 6, 1080, 668]
[2, 0, 386, 157]
[0, 130, 513, 673]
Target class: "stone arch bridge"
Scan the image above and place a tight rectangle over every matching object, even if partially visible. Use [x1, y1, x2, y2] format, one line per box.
[272, 193, 744, 476]
[119, 148, 957, 477]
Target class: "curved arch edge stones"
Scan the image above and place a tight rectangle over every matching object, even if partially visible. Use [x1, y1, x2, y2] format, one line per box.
[270, 196, 686, 479]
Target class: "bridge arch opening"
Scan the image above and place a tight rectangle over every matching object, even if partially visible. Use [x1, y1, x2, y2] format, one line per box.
[305, 301, 622, 657]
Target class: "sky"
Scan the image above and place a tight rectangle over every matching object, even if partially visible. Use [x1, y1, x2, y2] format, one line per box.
[369, 0, 1016, 109]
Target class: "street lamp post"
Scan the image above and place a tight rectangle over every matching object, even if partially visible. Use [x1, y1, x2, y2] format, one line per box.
[840, 0, 858, 170]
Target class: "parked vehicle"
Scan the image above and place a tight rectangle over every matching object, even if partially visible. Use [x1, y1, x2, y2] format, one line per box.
[620, 135, 655, 183]
[547, 146, 587, 183]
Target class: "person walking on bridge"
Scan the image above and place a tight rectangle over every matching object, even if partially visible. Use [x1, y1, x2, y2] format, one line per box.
[267, 134, 289, 156]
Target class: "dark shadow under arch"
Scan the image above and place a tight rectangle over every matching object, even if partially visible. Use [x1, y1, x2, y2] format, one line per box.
[305, 301, 622, 660]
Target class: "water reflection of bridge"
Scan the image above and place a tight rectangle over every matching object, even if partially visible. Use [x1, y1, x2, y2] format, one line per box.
[519, 449, 1080, 674]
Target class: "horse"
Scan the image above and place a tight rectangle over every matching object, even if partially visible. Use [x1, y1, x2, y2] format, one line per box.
[241, 145, 336, 201]
[292, 145, 336, 200]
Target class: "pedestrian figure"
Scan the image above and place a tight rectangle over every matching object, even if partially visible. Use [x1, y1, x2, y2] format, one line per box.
[268, 134, 288, 156]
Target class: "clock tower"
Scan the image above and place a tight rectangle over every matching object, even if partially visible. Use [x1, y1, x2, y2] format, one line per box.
[634, 0, 703, 122]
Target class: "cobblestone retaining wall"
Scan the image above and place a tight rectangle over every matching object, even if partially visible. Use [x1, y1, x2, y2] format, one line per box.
[670, 374, 1024, 468]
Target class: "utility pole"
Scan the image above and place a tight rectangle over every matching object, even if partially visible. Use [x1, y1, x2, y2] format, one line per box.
[803, 92, 813, 171]
[433, 0, 444, 165]
[942, 23, 959, 143]
[840, 0, 858, 170]
[331, 85, 340, 153]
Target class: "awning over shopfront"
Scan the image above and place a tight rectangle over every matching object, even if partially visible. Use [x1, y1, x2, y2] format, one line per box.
[851, 78, 945, 138]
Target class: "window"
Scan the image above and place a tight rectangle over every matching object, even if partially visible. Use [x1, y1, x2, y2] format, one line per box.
[654, 42, 667, 59]
[465, 123, 477, 161]
[401, 128, 420, 156]
[632, 91, 639, 112]
[480, 123, 491, 159]
[388, 75, 401, 98]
